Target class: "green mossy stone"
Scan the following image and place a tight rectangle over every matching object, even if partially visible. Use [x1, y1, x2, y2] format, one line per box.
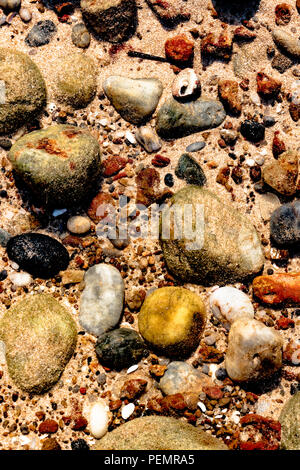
[279, 392, 300, 450]
[160, 186, 264, 285]
[0, 294, 77, 394]
[138, 287, 206, 358]
[8, 124, 101, 208]
[0, 48, 46, 134]
[93, 416, 228, 450]
[53, 53, 97, 109]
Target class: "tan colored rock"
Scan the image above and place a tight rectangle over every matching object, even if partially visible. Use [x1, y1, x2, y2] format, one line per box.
[262, 150, 299, 196]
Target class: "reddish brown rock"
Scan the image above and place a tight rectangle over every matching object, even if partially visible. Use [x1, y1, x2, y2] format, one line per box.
[39, 419, 59, 434]
[201, 31, 232, 60]
[272, 131, 286, 157]
[71, 416, 88, 431]
[275, 316, 295, 330]
[165, 34, 194, 67]
[275, 3, 292, 25]
[198, 344, 224, 364]
[297, 0, 300, 12]
[87, 192, 115, 223]
[152, 154, 170, 168]
[120, 379, 148, 399]
[289, 102, 300, 122]
[41, 437, 61, 450]
[136, 167, 160, 206]
[233, 26, 256, 41]
[160, 393, 186, 413]
[239, 414, 281, 451]
[256, 72, 281, 98]
[102, 156, 127, 177]
[283, 339, 300, 365]
[253, 273, 300, 305]
[202, 386, 224, 400]
[218, 80, 241, 115]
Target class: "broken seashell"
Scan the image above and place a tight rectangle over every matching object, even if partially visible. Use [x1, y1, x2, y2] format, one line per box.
[172, 68, 201, 100]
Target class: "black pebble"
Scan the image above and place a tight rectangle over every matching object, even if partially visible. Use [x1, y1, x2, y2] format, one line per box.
[215, 367, 227, 381]
[71, 439, 90, 451]
[240, 120, 265, 142]
[25, 20, 57, 47]
[7, 233, 69, 279]
[0, 269, 7, 281]
[164, 173, 174, 187]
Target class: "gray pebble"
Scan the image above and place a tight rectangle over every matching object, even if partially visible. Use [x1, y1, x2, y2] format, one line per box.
[185, 141, 206, 152]
[71, 23, 91, 49]
[0, 228, 11, 247]
[25, 20, 57, 47]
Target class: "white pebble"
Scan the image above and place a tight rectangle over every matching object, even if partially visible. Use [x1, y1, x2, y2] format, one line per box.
[89, 401, 109, 439]
[9, 272, 32, 287]
[67, 215, 91, 234]
[121, 403, 135, 420]
[10, 261, 19, 270]
[210, 286, 254, 330]
[127, 364, 139, 374]
[125, 130, 136, 144]
[245, 158, 255, 167]
[197, 402, 206, 412]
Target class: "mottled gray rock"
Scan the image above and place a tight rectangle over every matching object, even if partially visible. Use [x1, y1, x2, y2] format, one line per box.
[270, 201, 300, 245]
[272, 28, 300, 58]
[159, 361, 212, 396]
[280, 392, 300, 450]
[71, 23, 91, 48]
[103, 76, 163, 125]
[0, 294, 77, 394]
[156, 97, 225, 140]
[0, 228, 11, 247]
[160, 186, 264, 285]
[175, 153, 206, 186]
[25, 20, 57, 47]
[79, 264, 124, 337]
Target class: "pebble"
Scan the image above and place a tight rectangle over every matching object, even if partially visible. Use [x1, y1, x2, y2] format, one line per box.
[159, 361, 212, 396]
[270, 201, 300, 245]
[7, 233, 69, 279]
[225, 318, 283, 382]
[175, 153, 206, 186]
[164, 173, 174, 187]
[8, 125, 101, 208]
[258, 192, 281, 221]
[0, 0, 20, 10]
[165, 34, 194, 66]
[79, 264, 124, 337]
[263, 115, 276, 127]
[172, 68, 200, 100]
[93, 416, 228, 450]
[272, 28, 300, 58]
[253, 273, 300, 305]
[9, 272, 32, 287]
[103, 76, 163, 125]
[201, 31, 232, 60]
[186, 141, 206, 152]
[160, 186, 264, 285]
[88, 401, 109, 439]
[135, 126, 161, 153]
[218, 79, 241, 116]
[240, 120, 265, 142]
[0, 228, 11, 247]
[156, 97, 226, 140]
[81, 0, 137, 43]
[121, 403, 135, 420]
[19, 7, 32, 22]
[25, 20, 57, 47]
[209, 287, 254, 330]
[0, 294, 77, 393]
[95, 328, 148, 370]
[71, 23, 91, 48]
[0, 48, 46, 134]
[280, 392, 300, 450]
[262, 150, 299, 196]
[256, 71, 281, 98]
[53, 54, 97, 109]
[67, 216, 91, 235]
[138, 287, 206, 358]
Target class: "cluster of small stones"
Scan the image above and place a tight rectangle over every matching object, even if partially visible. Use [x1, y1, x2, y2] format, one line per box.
[0, 0, 298, 453]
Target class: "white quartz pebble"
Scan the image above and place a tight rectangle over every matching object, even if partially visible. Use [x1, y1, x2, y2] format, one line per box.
[9, 272, 32, 287]
[121, 403, 135, 420]
[67, 215, 91, 234]
[209, 286, 254, 330]
[89, 401, 109, 439]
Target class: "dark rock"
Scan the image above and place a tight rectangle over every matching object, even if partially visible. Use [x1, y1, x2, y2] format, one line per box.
[263, 115, 276, 127]
[7, 233, 69, 278]
[71, 439, 90, 450]
[164, 173, 174, 187]
[270, 201, 300, 245]
[0, 228, 11, 247]
[95, 328, 148, 371]
[25, 20, 57, 47]
[271, 53, 294, 73]
[175, 153, 206, 186]
[240, 120, 265, 142]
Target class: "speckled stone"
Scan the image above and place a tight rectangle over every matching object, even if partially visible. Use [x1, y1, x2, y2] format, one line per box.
[25, 20, 57, 47]
[159, 361, 212, 395]
[0, 48, 46, 134]
[160, 186, 264, 285]
[93, 416, 228, 450]
[71, 23, 91, 48]
[280, 392, 300, 450]
[175, 153, 206, 186]
[0, 228, 11, 247]
[0, 294, 77, 394]
[270, 201, 300, 245]
[8, 125, 101, 208]
[79, 264, 125, 337]
[95, 328, 148, 370]
[156, 97, 225, 140]
[7, 233, 69, 278]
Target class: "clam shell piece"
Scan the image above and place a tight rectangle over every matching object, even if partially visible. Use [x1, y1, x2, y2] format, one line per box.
[172, 68, 201, 100]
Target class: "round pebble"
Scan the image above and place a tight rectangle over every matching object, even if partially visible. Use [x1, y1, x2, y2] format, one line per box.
[9, 272, 32, 287]
[71, 23, 91, 48]
[19, 7, 32, 22]
[67, 216, 91, 235]
[88, 401, 109, 439]
[209, 286, 254, 330]
[186, 141, 206, 152]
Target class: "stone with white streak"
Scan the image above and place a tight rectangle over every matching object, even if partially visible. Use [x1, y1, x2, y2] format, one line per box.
[209, 286, 254, 330]
[225, 318, 283, 382]
[79, 264, 124, 336]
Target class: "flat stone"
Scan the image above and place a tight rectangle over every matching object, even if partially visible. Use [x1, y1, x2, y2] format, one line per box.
[270, 201, 300, 245]
[175, 153, 206, 186]
[258, 192, 281, 222]
[95, 328, 148, 370]
[0, 48, 46, 134]
[8, 125, 101, 208]
[103, 76, 163, 125]
[93, 416, 228, 450]
[156, 97, 225, 140]
[160, 186, 264, 285]
[7, 233, 69, 279]
[186, 141, 206, 152]
[272, 28, 300, 58]
[79, 264, 124, 337]
[159, 361, 212, 395]
[0, 294, 77, 394]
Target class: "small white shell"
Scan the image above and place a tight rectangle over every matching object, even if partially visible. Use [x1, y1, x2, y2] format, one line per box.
[121, 403, 135, 420]
[127, 364, 139, 374]
[172, 68, 201, 99]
